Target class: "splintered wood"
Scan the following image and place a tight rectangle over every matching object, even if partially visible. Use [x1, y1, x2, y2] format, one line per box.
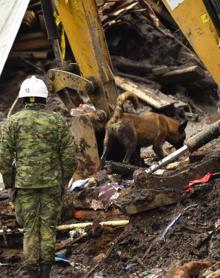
[97, 0, 159, 28]
[115, 76, 176, 109]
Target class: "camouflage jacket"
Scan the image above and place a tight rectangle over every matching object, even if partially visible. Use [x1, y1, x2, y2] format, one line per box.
[0, 104, 77, 189]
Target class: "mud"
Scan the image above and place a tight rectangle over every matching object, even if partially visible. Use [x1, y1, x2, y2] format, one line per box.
[1, 141, 220, 277]
[50, 173, 220, 277]
[1, 70, 220, 277]
[1, 2, 220, 277]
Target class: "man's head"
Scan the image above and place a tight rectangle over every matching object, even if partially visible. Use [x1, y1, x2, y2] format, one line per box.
[18, 75, 48, 104]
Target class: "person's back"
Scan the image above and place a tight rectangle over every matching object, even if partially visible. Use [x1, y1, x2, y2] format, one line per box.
[6, 104, 73, 189]
[0, 76, 77, 278]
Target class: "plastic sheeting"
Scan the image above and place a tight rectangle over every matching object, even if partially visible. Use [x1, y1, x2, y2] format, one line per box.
[0, 0, 30, 76]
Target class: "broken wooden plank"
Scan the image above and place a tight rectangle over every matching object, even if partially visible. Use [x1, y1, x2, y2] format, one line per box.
[117, 153, 220, 215]
[105, 161, 142, 177]
[112, 56, 153, 75]
[10, 50, 48, 59]
[159, 65, 205, 84]
[116, 72, 162, 90]
[12, 32, 50, 51]
[22, 10, 36, 28]
[152, 65, 169, 76]
[168, 94, 188, 109]
[13, 38, 50, 51]
[110, 2, 138, 17]
[114, 75, 176, 109]
[133, 154, 220, 191]
[0, 220, 129, 236]
[118, 190, 177, 215]
[144, 0, 175, 26]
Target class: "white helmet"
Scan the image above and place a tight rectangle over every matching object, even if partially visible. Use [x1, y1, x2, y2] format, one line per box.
[18, 76, 48, 98]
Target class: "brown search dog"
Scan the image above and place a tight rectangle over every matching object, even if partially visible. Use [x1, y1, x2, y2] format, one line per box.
[101, 92, 187, 164]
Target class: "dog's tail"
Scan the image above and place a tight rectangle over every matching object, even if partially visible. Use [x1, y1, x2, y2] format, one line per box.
[111, 92, 138, 122]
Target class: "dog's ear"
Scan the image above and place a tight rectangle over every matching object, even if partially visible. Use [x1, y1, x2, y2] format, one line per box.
[178, 119, 188, 133]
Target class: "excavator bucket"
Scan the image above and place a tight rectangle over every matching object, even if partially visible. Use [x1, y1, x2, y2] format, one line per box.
[47, 0, 119, 179]
[69, 111, 105, 180]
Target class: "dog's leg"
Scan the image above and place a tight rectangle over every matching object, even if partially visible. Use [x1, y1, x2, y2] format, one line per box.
[130, 147, 145, 166]
[153, 144, 165, 159]
[153, 135, 166, 159]
[123, 144, 136, 164]
[118, 124, 137, 164]
[101, 131, 112, 166]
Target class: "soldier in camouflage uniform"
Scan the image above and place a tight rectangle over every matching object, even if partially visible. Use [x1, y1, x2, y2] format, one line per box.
[0, 76, 77, 278]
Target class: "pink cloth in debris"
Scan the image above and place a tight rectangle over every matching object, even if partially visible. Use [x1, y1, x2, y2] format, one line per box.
[98, 182, 124, 206]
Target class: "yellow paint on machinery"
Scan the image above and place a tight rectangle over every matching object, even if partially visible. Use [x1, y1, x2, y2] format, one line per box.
[54, 0, 118, 113]
[162, 0, 220, 85]
[51, 0, 120, 178]
[69, 111, 104, 179]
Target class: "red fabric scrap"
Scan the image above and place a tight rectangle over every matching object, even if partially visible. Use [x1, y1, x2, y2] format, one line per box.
[183, 172, 213, 193]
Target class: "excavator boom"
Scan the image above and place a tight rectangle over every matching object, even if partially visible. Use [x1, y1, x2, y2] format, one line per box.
[162, 0, 220, 85]
[42, 0, 119, 179]
[52, 0, 118, 113]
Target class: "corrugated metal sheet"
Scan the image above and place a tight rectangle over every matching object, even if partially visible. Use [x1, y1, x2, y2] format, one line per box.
[0, 0, 30, 76]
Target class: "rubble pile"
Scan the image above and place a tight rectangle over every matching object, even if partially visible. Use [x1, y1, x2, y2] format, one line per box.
[2, 143, 220, 277]
[1, 0, 218, 118]
[97, 0, 218, 118]
[1, 1, 220, 278]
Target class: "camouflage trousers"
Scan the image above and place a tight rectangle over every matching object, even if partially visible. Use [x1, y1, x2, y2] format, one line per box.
[15, 186, 62, 267]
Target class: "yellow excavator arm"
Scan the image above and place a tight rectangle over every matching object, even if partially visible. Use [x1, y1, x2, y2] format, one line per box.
[162, 0, 220, 85]
[42, 0, 118, 113]
[41, 0, 220, 180]
[40, 0, 118, 179]
[55, 0, 118, 113]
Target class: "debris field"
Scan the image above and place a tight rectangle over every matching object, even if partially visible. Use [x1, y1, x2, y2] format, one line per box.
[1, 1, 220, 278]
